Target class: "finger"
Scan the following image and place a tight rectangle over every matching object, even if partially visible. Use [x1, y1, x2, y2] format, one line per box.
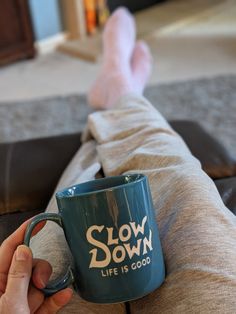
[28, 285, 45, 313]
[0, 219, 46, 277]
[32, 258, 52, 289]
[28, 259, 52, 312]
[36, 288, 73, 314]
[5, 245, 32, 299]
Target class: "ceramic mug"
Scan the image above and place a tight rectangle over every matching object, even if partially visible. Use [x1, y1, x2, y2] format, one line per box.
[24, 174, 165, 304]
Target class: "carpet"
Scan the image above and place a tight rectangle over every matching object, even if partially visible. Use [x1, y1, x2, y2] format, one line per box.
[0, 74, 236, 154]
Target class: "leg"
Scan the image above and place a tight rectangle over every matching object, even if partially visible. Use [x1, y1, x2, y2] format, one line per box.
[88, 10, 236, 314]
[31, 8, 236, 313]
[88, 7, 152, 109]
[30, 8, 147, 313]
[31, 141, 125, 313]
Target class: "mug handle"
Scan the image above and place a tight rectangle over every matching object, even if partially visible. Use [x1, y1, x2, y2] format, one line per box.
[24, 213, 74, 296]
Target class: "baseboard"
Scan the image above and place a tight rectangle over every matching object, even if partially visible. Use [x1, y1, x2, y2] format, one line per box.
[35, 32, 67, 54]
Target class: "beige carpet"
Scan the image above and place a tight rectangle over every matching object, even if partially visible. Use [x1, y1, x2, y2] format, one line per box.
[1, 75, 235, 155]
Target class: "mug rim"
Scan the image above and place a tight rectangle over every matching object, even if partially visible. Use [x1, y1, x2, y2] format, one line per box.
[56, 173, 146, 199]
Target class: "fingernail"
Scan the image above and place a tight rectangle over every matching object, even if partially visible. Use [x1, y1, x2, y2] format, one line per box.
[16, 245, 29, 261]
[39, 274, 48, 288]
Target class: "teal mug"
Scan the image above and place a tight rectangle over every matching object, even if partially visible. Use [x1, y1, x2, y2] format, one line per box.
[24, 174, 165, 304]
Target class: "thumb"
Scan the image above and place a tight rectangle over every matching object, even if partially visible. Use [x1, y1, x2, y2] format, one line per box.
[5, 245, 33, 298]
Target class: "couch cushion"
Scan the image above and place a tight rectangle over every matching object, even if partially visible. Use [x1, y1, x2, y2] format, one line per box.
[0, 208, 44, 244]
[214, 177, 236, 216]
[0, 121, 236, 243]
[0, 133, 81, 215]
[169, 120, 236, 179]
[0, 120, 235, 216]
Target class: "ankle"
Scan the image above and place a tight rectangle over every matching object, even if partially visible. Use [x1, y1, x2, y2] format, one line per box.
[103, 59, 130, 75]
[105, 76, 134, 107]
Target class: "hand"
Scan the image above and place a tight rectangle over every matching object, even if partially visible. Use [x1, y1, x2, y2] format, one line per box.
[0, 220, 73, 313]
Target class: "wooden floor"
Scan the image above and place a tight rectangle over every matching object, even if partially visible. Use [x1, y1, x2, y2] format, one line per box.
[151, 0, 236, 37]
[58, 0, 226, 61]
[136, 0, 224, 37]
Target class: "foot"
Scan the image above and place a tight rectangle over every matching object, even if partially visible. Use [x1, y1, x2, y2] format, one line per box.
[103, 7, 136, 65]
[88, 8, 152, 109]
[131, 41, 153, 95]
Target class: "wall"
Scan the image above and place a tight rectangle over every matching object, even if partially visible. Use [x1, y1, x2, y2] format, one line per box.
[29, 0, 63, 40]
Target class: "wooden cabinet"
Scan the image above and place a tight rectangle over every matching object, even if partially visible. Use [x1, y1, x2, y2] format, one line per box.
[0, 0, 35, 66]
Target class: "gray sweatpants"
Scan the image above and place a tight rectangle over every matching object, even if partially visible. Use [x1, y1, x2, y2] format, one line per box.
[31, 94, 236, 313]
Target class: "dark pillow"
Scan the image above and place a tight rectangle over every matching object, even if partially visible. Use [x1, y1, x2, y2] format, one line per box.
[214, 177, 236, 216]
[0, 208, 44, 244]
[169, 120, 236, 179]
[0, 133, 81, 215]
